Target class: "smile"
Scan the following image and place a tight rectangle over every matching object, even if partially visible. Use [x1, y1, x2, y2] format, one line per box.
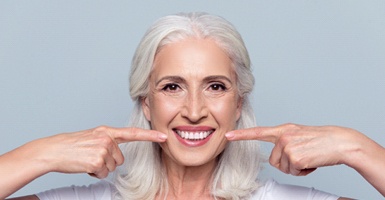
[174, 129, 214, 140]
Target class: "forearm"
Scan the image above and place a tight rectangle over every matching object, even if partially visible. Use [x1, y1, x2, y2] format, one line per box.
[0, 126, 165, 199]
[344, 136, 385, 197]
[0, 140, 50, 199]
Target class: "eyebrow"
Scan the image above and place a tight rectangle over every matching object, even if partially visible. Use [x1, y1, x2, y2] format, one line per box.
[155, 76, 185, 86]
[203, 75, 233, 84]
[155, 75, 233, 86]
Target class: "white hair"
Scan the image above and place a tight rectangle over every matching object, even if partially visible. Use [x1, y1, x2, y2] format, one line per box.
[114, 12, 262, 200]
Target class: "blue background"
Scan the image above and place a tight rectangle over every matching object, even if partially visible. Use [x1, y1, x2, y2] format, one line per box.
[1, 1, 384, 199]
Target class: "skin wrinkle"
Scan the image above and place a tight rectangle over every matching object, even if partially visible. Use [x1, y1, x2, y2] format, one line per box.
[142, 37, 242, 199]
[155, 75, 234, 100]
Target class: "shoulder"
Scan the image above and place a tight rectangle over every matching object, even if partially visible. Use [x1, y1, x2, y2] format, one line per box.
[250, 179, 340, 200]
[35, 180, 114, 200]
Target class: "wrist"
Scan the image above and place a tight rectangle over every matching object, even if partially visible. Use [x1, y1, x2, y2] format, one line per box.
[17, 138, 54, 176]
[342, 132, 380, 171]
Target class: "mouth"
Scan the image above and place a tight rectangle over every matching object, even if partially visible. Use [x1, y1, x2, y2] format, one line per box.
[173, 128, 215, 141]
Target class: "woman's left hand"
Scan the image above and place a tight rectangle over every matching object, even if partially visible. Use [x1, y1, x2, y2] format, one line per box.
[225, 124, 370, 176]
[226, 123, 385, 197]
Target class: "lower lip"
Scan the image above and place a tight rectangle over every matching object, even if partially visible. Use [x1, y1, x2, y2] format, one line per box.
[174, 131, 214, 147]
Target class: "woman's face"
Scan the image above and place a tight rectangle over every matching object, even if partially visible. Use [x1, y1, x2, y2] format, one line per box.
[142, 38, 242, 167]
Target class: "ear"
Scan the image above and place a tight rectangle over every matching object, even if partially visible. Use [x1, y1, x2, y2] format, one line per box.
[236, 97, 243, 121]
[141, 97, 151, 121]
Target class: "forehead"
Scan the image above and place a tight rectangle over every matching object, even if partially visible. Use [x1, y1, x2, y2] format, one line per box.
[152, 38, 234, 78]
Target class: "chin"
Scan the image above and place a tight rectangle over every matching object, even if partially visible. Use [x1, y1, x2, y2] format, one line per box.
[161, 146, 224, 168]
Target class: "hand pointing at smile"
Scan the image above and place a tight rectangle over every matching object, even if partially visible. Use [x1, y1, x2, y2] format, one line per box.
[0, 126, 167, 199]
[226, 123, 385, 196]
[41, 126, 168, 178]
[226, 124, 378, 175]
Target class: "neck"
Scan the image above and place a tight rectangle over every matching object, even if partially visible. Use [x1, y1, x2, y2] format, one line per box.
[160, 153, 218, 200]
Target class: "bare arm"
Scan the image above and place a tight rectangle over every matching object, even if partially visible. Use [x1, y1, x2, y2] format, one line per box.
[226, 124, 385, 197]
[0, 139, 51, 199]
[0, 126, 167, 199]
[342, 129, 385, 197]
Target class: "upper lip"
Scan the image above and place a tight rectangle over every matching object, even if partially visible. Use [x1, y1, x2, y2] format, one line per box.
[172, 126, 215, 132]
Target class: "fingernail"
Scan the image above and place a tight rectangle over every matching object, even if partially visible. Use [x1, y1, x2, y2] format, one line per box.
[225, 132, 234, 139]
[158, 133, 168, 140]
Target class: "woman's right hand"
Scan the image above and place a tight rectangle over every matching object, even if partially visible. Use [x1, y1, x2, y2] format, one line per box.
[35, 126, 168, 178]
[0, 126, 167, 199]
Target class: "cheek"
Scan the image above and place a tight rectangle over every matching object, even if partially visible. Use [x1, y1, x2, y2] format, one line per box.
[149, 96, 181, 127]
[208, 98, 239, 127]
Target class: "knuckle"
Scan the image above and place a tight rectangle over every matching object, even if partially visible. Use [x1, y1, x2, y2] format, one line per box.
[94, 125, 109, 133]
[109, 163, 117, 171]
[268, 155, 279, 168]
[127, 127, 139, 139]
[98, 135, 114, 147]
[128, 127, 138, 135]
[97, 147, 109, 157]
[283, 123, 298, 128]
[98, 171, 109, 179]
[91, 128, 115, 147]
[276, 124, 301, 143]
[278, 133, 291, 146]
[283, 144, 295, 155]
[89, 157, 105, 172]
[290, 156, 306, 169]
[290, 168, 301, 176]
[290, 156, 300, 166]
[116, 158, 124, 166]
[268, 157, 275, 166]
[115, 154, 125, 166]
[282, 123, 301, 132]
[280, 166, 289, 174]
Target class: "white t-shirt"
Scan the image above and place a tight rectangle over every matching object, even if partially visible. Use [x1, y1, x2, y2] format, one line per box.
[36, 179, 340, 200]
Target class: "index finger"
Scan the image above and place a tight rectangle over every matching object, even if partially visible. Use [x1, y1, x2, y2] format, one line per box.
[108, 127, 168, 144]
[225, 126, 282, 143]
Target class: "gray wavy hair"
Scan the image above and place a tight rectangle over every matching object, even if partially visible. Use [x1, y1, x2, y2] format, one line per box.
[114, 12, 262, 200]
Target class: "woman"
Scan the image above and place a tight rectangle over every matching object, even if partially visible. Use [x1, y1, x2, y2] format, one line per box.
[2, 12, 384, 199]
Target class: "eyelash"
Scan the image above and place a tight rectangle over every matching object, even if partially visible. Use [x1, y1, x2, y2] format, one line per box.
[161, 83, 180, 92]
[208, 83, 227, 91]
[160, 82, 227, 92]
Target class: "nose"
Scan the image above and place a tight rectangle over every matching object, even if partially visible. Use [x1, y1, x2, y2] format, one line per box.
[180, 91, 208, 123]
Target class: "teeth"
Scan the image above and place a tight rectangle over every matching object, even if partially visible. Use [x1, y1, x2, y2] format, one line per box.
[175, 130, 213, 140]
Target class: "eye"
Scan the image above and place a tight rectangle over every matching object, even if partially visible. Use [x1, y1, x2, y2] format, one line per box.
[162, 83, 180, 92]
[209, 83, 227, 91]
